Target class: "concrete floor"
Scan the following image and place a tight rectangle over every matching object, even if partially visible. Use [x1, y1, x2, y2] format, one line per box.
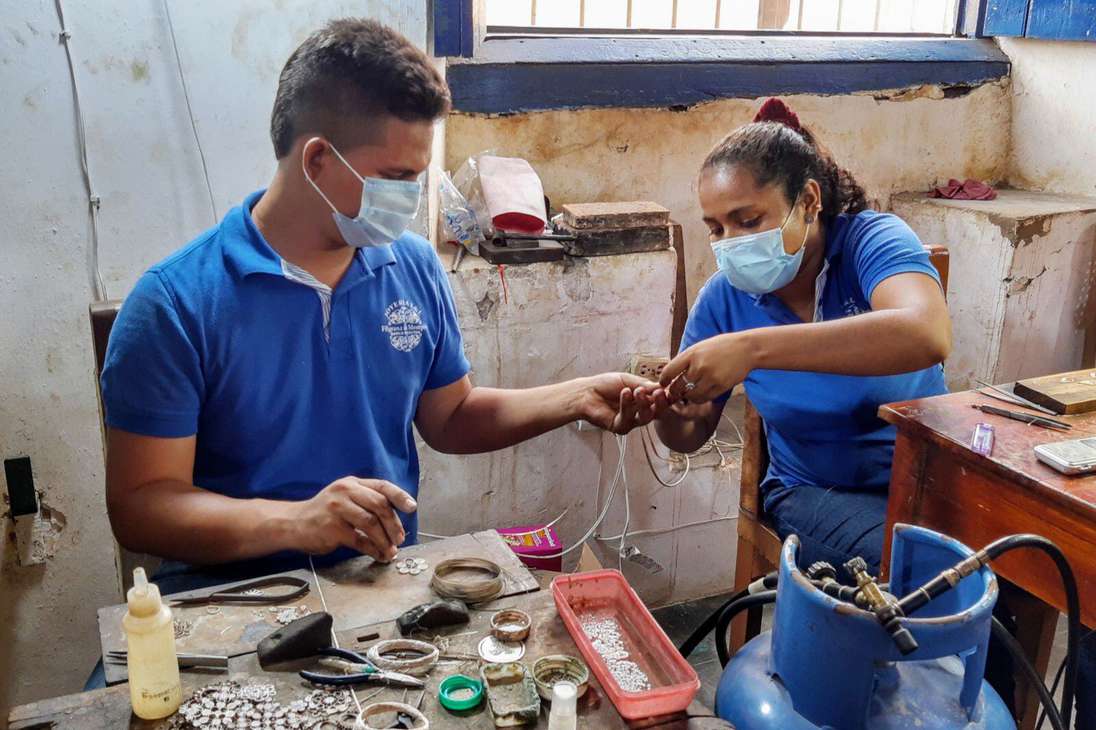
[651, 593, 761, 711]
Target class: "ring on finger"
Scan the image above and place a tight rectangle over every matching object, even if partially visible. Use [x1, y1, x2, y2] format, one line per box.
[681, 374, 698, 392]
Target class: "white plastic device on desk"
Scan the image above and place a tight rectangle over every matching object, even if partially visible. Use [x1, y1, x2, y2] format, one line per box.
[1035, 436, 1096, 475]
[122, 567, 182, 719]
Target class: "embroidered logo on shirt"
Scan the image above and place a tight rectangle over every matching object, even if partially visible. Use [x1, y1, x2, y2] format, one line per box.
[843, 297, 867, 317]
[382, 300, 426, 352]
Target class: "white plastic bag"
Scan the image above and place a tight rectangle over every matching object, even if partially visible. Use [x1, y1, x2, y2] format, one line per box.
[452, 150, 496, 239]
[438, 168, 483, 256]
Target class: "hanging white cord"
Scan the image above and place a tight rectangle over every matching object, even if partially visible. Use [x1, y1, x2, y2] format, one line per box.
[535, 432, 628, 560]
[596, 516, 737, 543]
[308, 555, 366, 723]
[617, 435, 631, 572]
[163, 0, 218, 223]
[640, 425, 691, 488]
[639, 412, 743, 488]
[419, 507, 570, 542]
[54, 0, 107, 301]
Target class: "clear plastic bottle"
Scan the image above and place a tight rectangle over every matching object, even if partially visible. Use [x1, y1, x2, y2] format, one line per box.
[547, 680, 578, 730]
[122, 567, 182, 719]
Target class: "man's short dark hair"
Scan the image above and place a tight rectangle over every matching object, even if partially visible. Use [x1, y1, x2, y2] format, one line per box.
[270, 18, 450, 159]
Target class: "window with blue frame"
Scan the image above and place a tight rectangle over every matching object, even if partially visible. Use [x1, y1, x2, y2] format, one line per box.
[432, 0, 1012, 114]
[484, 0, 962, 35]
[980, 0, 1096, 41]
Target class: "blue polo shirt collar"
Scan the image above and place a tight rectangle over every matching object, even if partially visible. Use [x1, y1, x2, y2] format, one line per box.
[223, 189, 398, 280]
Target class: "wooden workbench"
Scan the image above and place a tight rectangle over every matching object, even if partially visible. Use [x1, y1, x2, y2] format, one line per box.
[880, 388, 1096, 728]
[9, 532, 729, 729]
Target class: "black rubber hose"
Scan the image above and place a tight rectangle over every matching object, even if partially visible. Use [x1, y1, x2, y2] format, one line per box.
[991, 616, 1066, 730]
[1037, 655, 1067, 730]
[982, 535, 1080, 729]
[678, 572, 778, 660]
[715, 591, 778, 667]
[1036, 626, 1094, 730]
[677, 587, 749, 660]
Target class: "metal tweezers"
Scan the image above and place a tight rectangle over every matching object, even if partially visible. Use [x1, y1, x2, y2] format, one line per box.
[974, 378, 1059, 416]
[168, 575, 311, 607]
[105, 651, 228, 669]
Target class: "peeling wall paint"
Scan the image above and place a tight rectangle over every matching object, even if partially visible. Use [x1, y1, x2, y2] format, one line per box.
[0, 0, 428, 718]
[1000, 38, 1096, 198]
[892, 191, 1096, 390]
[446, 83, 1012, 303]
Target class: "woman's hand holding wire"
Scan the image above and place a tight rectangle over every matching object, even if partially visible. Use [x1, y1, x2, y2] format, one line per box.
[659, 333, 755, 403]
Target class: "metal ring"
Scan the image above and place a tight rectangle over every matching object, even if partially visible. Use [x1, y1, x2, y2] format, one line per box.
[366, 639, 439, 676]
[430, 558, 504, 603]
[359, 701, 429, 729]
[681, 374, 697, 392]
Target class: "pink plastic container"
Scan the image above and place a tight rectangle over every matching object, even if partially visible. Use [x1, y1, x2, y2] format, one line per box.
[551, 570, 700, 720]
[498, 523, 563, 572]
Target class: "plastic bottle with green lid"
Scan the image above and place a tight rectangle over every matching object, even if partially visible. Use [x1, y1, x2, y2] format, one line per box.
[123, 567, 182, 719]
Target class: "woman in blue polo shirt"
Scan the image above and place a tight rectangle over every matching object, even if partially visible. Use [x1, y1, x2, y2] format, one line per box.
[631, 98, 951, 579]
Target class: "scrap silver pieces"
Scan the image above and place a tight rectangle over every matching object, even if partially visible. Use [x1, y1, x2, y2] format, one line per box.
[174, 618, 195, 640]
[168, 681, 357, 730]
[270, 604, 311, 625]
[395, 557, 428, 576]
[580, 615, 652, 693]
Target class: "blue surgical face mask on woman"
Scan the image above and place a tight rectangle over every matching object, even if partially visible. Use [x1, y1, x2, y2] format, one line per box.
[711, 195, 811, 295]
[303, 138, 422, 248]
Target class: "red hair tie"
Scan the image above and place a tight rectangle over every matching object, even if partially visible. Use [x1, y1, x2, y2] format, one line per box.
[754, 98, 802, 133]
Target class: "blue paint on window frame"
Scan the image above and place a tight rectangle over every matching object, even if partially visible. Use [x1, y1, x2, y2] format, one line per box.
[982, 0, 1031, 36]
[447, 37, 1010, 115]
[979, 0, 1096, 41]
[1026, 0, 1096, 41]
[433, 0, 474, 58]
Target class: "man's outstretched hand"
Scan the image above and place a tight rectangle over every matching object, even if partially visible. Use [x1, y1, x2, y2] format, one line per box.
[579, 372, 663, 434]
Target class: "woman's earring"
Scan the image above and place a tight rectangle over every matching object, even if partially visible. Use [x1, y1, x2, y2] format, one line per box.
[805, 214, 816, 224]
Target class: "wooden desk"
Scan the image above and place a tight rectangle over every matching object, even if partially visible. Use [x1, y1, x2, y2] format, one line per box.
[8, 532, 728, 729]
[881, 388, 1096, 727]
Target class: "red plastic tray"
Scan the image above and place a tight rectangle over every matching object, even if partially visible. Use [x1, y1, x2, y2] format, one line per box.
[552, 570, 700, 720]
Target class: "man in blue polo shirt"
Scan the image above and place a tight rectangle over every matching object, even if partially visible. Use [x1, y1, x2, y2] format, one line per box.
[101, 18, 646, 589]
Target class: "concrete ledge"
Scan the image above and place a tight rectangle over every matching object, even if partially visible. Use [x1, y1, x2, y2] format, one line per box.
[892, 189, 1096, 389]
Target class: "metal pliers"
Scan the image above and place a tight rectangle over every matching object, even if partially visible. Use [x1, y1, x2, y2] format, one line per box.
[300, 647, 424, 689]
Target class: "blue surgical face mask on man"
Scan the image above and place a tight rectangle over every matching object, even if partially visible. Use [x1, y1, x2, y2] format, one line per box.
[711, 195, 811, 295]
[303, 138, 422, 248]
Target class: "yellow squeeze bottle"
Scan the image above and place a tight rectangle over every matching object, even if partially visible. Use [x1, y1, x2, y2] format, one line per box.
[123, 567, 182, 719]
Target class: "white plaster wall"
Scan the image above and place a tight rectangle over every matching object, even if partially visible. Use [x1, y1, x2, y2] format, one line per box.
[892, 192, 1096, 390]
[416, 255, 740, 608]
[446, 83, 1012, 303]
[0, 0, 428, 716]
[1000, 38, 1096, 198]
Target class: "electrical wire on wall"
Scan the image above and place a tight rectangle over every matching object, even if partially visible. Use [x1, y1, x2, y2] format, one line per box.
[163, 0, 218, 223]
[54, 0, 107, 301]
[421, 413, 743, 573]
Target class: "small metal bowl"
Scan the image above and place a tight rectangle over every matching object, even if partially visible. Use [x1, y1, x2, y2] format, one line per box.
[490, 608, 531, 642]
[532, 654, 590, 701]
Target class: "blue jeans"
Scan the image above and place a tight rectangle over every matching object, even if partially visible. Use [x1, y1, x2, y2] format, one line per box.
[764, 482, 1096, 728]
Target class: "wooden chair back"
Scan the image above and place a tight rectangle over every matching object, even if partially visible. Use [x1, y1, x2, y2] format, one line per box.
[89, 300, 161, 594]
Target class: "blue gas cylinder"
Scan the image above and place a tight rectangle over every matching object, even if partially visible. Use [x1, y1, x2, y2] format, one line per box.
[715, 524, 1015, 729]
